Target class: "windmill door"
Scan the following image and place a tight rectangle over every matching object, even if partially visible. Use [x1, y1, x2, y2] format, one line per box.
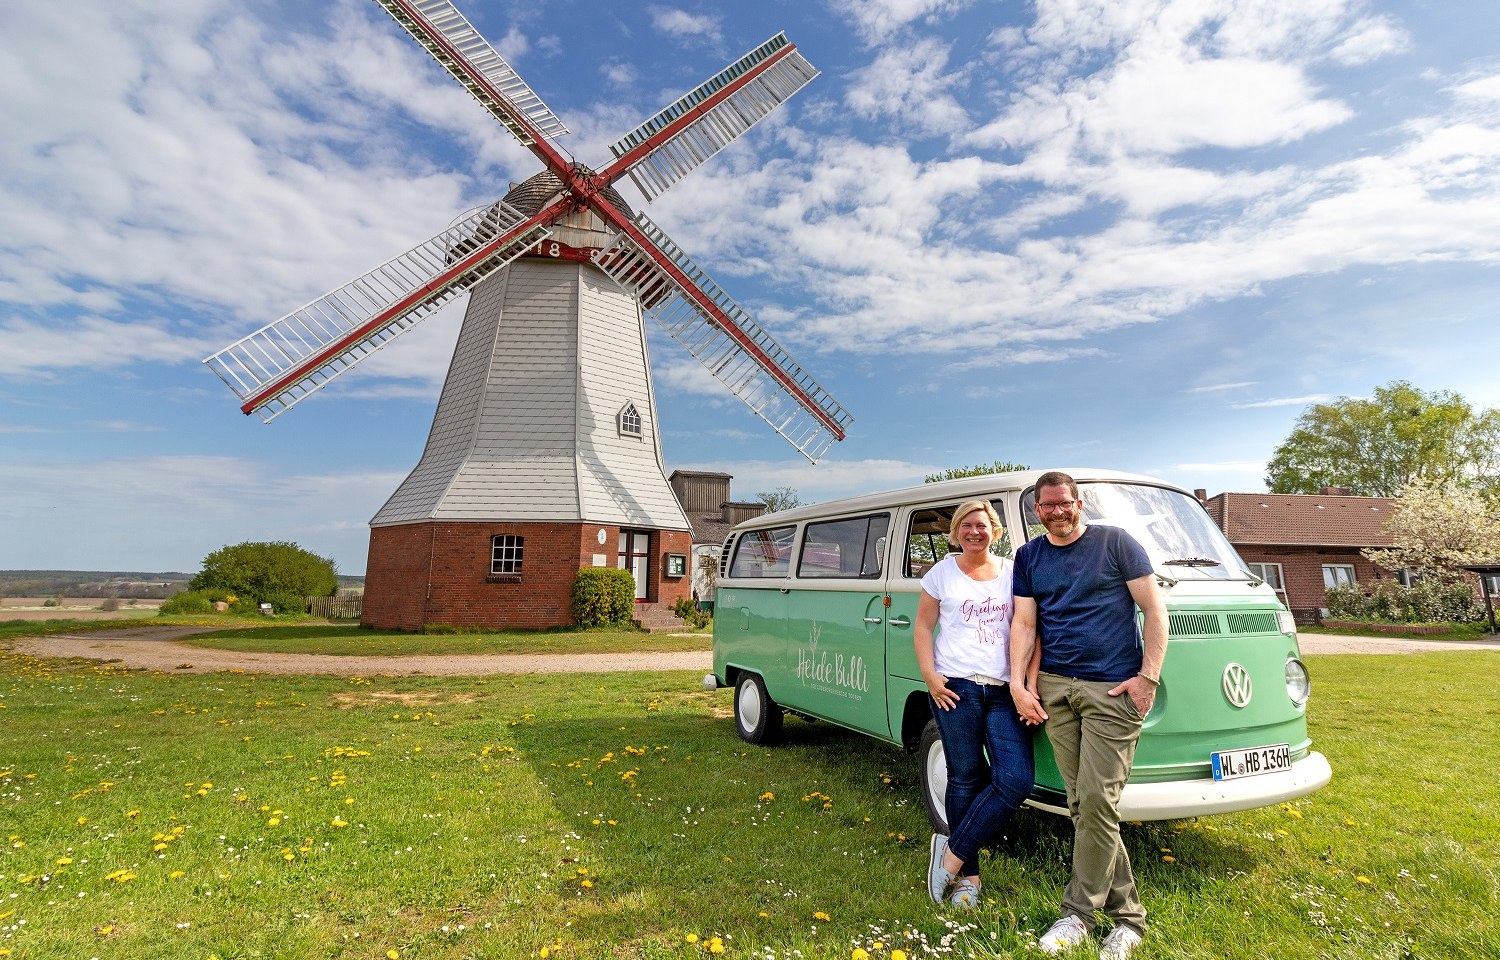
[618, 530, 650, 601]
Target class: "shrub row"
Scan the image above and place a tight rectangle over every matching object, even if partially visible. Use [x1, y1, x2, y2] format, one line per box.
[1324, 577, 1483, 624]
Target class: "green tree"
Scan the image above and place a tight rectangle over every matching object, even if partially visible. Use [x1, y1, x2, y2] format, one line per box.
[1265, 381, 1500, 497]
[1362, 477, 1500, 584]
[924, 460, 1029, 483]
[757, 486, 803, 512]
[190, 541, 338, 603]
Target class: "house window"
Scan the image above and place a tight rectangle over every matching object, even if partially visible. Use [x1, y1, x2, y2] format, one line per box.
[1395, 568, 1420, 587]
[1247, 562, 1285, 591]
[1322, 563, 1356, 589]
[491, 535, 524, 575]
[617, 402, 642, 438]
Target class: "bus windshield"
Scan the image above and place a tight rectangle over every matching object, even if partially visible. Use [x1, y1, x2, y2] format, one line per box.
[1022, 482, 1250, 581]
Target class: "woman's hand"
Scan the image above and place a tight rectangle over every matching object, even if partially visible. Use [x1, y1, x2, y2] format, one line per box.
[1010, 681, 1047, 726]
[924, 672, 960, 711]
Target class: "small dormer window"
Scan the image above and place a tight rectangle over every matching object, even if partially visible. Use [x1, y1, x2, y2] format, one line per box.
[618, 402, 642, 438]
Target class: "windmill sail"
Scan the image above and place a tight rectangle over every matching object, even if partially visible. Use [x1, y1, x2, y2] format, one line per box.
[606, 33, 818, 202]
[204, 201, 550, 421]
[373, 0, 569, 146]
[596, 214, 851, 462]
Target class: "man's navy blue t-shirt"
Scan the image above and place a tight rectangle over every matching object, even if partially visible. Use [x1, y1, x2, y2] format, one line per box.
[1013, 524, 1154, 683]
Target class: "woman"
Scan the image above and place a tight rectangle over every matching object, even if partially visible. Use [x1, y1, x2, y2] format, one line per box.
[913, 500, 1035, 908]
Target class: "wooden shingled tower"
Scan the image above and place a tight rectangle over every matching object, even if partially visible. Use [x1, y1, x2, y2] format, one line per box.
[203, 0, 851, 629]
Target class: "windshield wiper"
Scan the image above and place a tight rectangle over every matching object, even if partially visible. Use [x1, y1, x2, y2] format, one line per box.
[1162, 557, 1221, 567]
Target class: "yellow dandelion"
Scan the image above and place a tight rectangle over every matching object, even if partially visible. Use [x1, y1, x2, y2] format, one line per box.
[126, 809, 140, 819]
[892, 951, 908, 960]
[268, 817, 282, 826]
[853, 950, 870, 960]
[55, 857, 72, 866]
[170, 870, 185, 879]
[686, 933, 700, 944]
[387, 951, 400, 960]
[709, 937, 726, 954]
[814, 911, 832, 922]
[96, 924, 114, 936]
[1162, 855, 1176, 863]
[331, 817, 348, 828]
[581, 879, 593, 888]
[758, 912, 769, 918]
[1356, 875, 1372, 884]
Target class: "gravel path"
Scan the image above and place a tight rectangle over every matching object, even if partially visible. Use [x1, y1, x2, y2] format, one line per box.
[12, 627, 713, 676]
[10, 626, 1499, 677]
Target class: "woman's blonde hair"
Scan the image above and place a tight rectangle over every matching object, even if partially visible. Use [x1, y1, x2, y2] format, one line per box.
[948, 500, 1002, 541]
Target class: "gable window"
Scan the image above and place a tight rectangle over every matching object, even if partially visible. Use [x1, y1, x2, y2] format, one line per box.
[1322, 563, 1356, 589]
[491, 535, 524, 576]
[617, 402, 642, 438]
[1247, 562, 1284, 591]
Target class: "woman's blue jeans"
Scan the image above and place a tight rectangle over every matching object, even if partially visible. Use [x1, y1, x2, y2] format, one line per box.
[930, 677, 1035, 878]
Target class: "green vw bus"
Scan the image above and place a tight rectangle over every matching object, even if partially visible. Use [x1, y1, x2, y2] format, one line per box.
[706, 468, 1331, 829]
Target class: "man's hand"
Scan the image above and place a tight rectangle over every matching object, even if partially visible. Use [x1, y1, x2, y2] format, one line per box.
[1107, 674, 1157, 717]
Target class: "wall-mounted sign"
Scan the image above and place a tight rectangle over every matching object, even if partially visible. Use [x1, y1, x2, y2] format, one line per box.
[665, 553, 687, 578]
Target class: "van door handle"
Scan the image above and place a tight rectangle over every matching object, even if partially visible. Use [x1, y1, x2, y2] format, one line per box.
[863, 617, 883, 624]
[888, 616, 911, 627]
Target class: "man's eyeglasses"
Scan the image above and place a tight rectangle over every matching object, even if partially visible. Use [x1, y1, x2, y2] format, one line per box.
[1035, 501, 1079, 514]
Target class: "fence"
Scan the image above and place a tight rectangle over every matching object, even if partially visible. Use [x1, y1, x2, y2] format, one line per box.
[309, 594, 363, 620]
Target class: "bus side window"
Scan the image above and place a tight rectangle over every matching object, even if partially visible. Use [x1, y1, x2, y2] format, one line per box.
[729, 525, 797, 578]
[797, 514, 890, 579]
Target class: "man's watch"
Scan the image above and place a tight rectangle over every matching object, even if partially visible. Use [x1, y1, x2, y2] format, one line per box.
[1138, 672, 1160, 686]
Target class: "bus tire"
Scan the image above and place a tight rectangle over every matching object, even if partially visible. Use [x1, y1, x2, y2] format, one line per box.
[734, 672, 783, 745]
[918, 719, 949, 833]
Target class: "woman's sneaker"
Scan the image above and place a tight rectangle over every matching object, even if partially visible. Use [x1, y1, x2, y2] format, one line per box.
[1098, 925, 1143, 960]
[948, 878, 980, 909]
[1037, 915, 1089, 955]
[926, 834, 954, 903]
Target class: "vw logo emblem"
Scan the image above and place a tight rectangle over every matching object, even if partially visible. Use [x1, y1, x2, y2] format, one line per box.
[1222, 663, 1253, 708]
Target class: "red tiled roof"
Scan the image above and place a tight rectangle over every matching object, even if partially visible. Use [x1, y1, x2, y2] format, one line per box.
[1205, 492, 1395, 547]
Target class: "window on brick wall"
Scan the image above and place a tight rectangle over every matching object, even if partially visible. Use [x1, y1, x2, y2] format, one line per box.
[1246, 561, 1284, 591]
[1322, 563, 1356, 589]
[491, 535, 524, 576]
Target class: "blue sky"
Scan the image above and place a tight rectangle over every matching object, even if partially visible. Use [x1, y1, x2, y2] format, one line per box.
[4, 0, 1500, 575]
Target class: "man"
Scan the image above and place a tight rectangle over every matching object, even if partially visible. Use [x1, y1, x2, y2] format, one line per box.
[1009, 471, 1167, 960]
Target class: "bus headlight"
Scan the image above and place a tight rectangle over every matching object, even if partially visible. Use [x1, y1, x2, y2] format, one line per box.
[1276, 610, 1297, 636]
[1285, 657, 1310, 706]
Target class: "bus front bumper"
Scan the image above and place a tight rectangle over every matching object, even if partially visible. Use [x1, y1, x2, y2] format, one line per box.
[1024, 751, 1333, 821]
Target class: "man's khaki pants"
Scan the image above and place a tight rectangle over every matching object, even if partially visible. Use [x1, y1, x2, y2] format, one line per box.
[1037, 671, 1148, 935]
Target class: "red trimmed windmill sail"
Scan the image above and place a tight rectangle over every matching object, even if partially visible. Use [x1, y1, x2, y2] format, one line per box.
[204, 0, 850, 629]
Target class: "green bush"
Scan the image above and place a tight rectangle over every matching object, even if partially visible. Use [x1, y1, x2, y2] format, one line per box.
[571, 568, 635, 627]
[671, 596, 711, 630]
[1324, 577, 1483, 624]
[192, 541, 337, 605]
[159, 589, 219, 615]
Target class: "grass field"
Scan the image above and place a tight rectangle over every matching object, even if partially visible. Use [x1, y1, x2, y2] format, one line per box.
[180, 625, 710, 656]
[0, 638, 1495, 959]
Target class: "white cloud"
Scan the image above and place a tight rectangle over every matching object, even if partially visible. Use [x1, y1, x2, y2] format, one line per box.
[0, 454, 404, 572]
[834, 0, 973, 45]
[1231, 395, 1337, 410]
[845, 38, 969, 137]
[647, 7, 722, 44]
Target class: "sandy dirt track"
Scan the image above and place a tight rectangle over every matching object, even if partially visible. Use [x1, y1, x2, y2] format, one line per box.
[10, 626, 1500, 676]
[12, 627, 713, 676]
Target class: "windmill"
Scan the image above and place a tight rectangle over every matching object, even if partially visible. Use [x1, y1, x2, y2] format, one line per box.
[202, 0, 851, 629]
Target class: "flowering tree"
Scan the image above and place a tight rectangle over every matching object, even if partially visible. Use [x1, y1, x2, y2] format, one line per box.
[1362, 477, 1500, 583]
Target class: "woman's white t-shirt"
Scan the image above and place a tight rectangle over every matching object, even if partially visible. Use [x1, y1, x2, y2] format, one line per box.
[919, 553, 1014, 681]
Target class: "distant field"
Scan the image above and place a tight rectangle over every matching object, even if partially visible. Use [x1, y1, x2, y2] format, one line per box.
[0, 597, 162, 621]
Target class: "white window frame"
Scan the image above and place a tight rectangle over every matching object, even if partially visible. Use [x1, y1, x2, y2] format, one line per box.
[491, 534, 524, 576]
[1247, 561, 1285, 591]
[1322, 563, 1356, 589]
[617, 402, 643, 439]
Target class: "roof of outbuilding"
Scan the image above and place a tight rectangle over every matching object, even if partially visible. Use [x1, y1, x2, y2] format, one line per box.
[685, 512, 734, 548]
[1204, 492, 1395, 547]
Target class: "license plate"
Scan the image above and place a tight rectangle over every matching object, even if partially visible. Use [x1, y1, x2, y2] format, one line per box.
[1211, 743, 1291, 782]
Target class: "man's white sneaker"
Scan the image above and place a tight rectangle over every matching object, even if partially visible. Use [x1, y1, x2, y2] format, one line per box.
[1098, 925, 1143, 960]
[1037, 915, 1089, 955]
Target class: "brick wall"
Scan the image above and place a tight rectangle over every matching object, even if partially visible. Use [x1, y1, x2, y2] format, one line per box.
[1235, 545, 1392, 622]
[363, 521, 693, 630]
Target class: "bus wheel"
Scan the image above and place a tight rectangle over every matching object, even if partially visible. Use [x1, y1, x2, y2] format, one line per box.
[734, 673, 783, 745]
[918, 719, 949, 833]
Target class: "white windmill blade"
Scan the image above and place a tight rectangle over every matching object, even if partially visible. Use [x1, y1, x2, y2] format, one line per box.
[204, 201, 551, 421]
[604, 33, 819, 202]
[372, 0, 569, 147]
[595, 214, 851, 463]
